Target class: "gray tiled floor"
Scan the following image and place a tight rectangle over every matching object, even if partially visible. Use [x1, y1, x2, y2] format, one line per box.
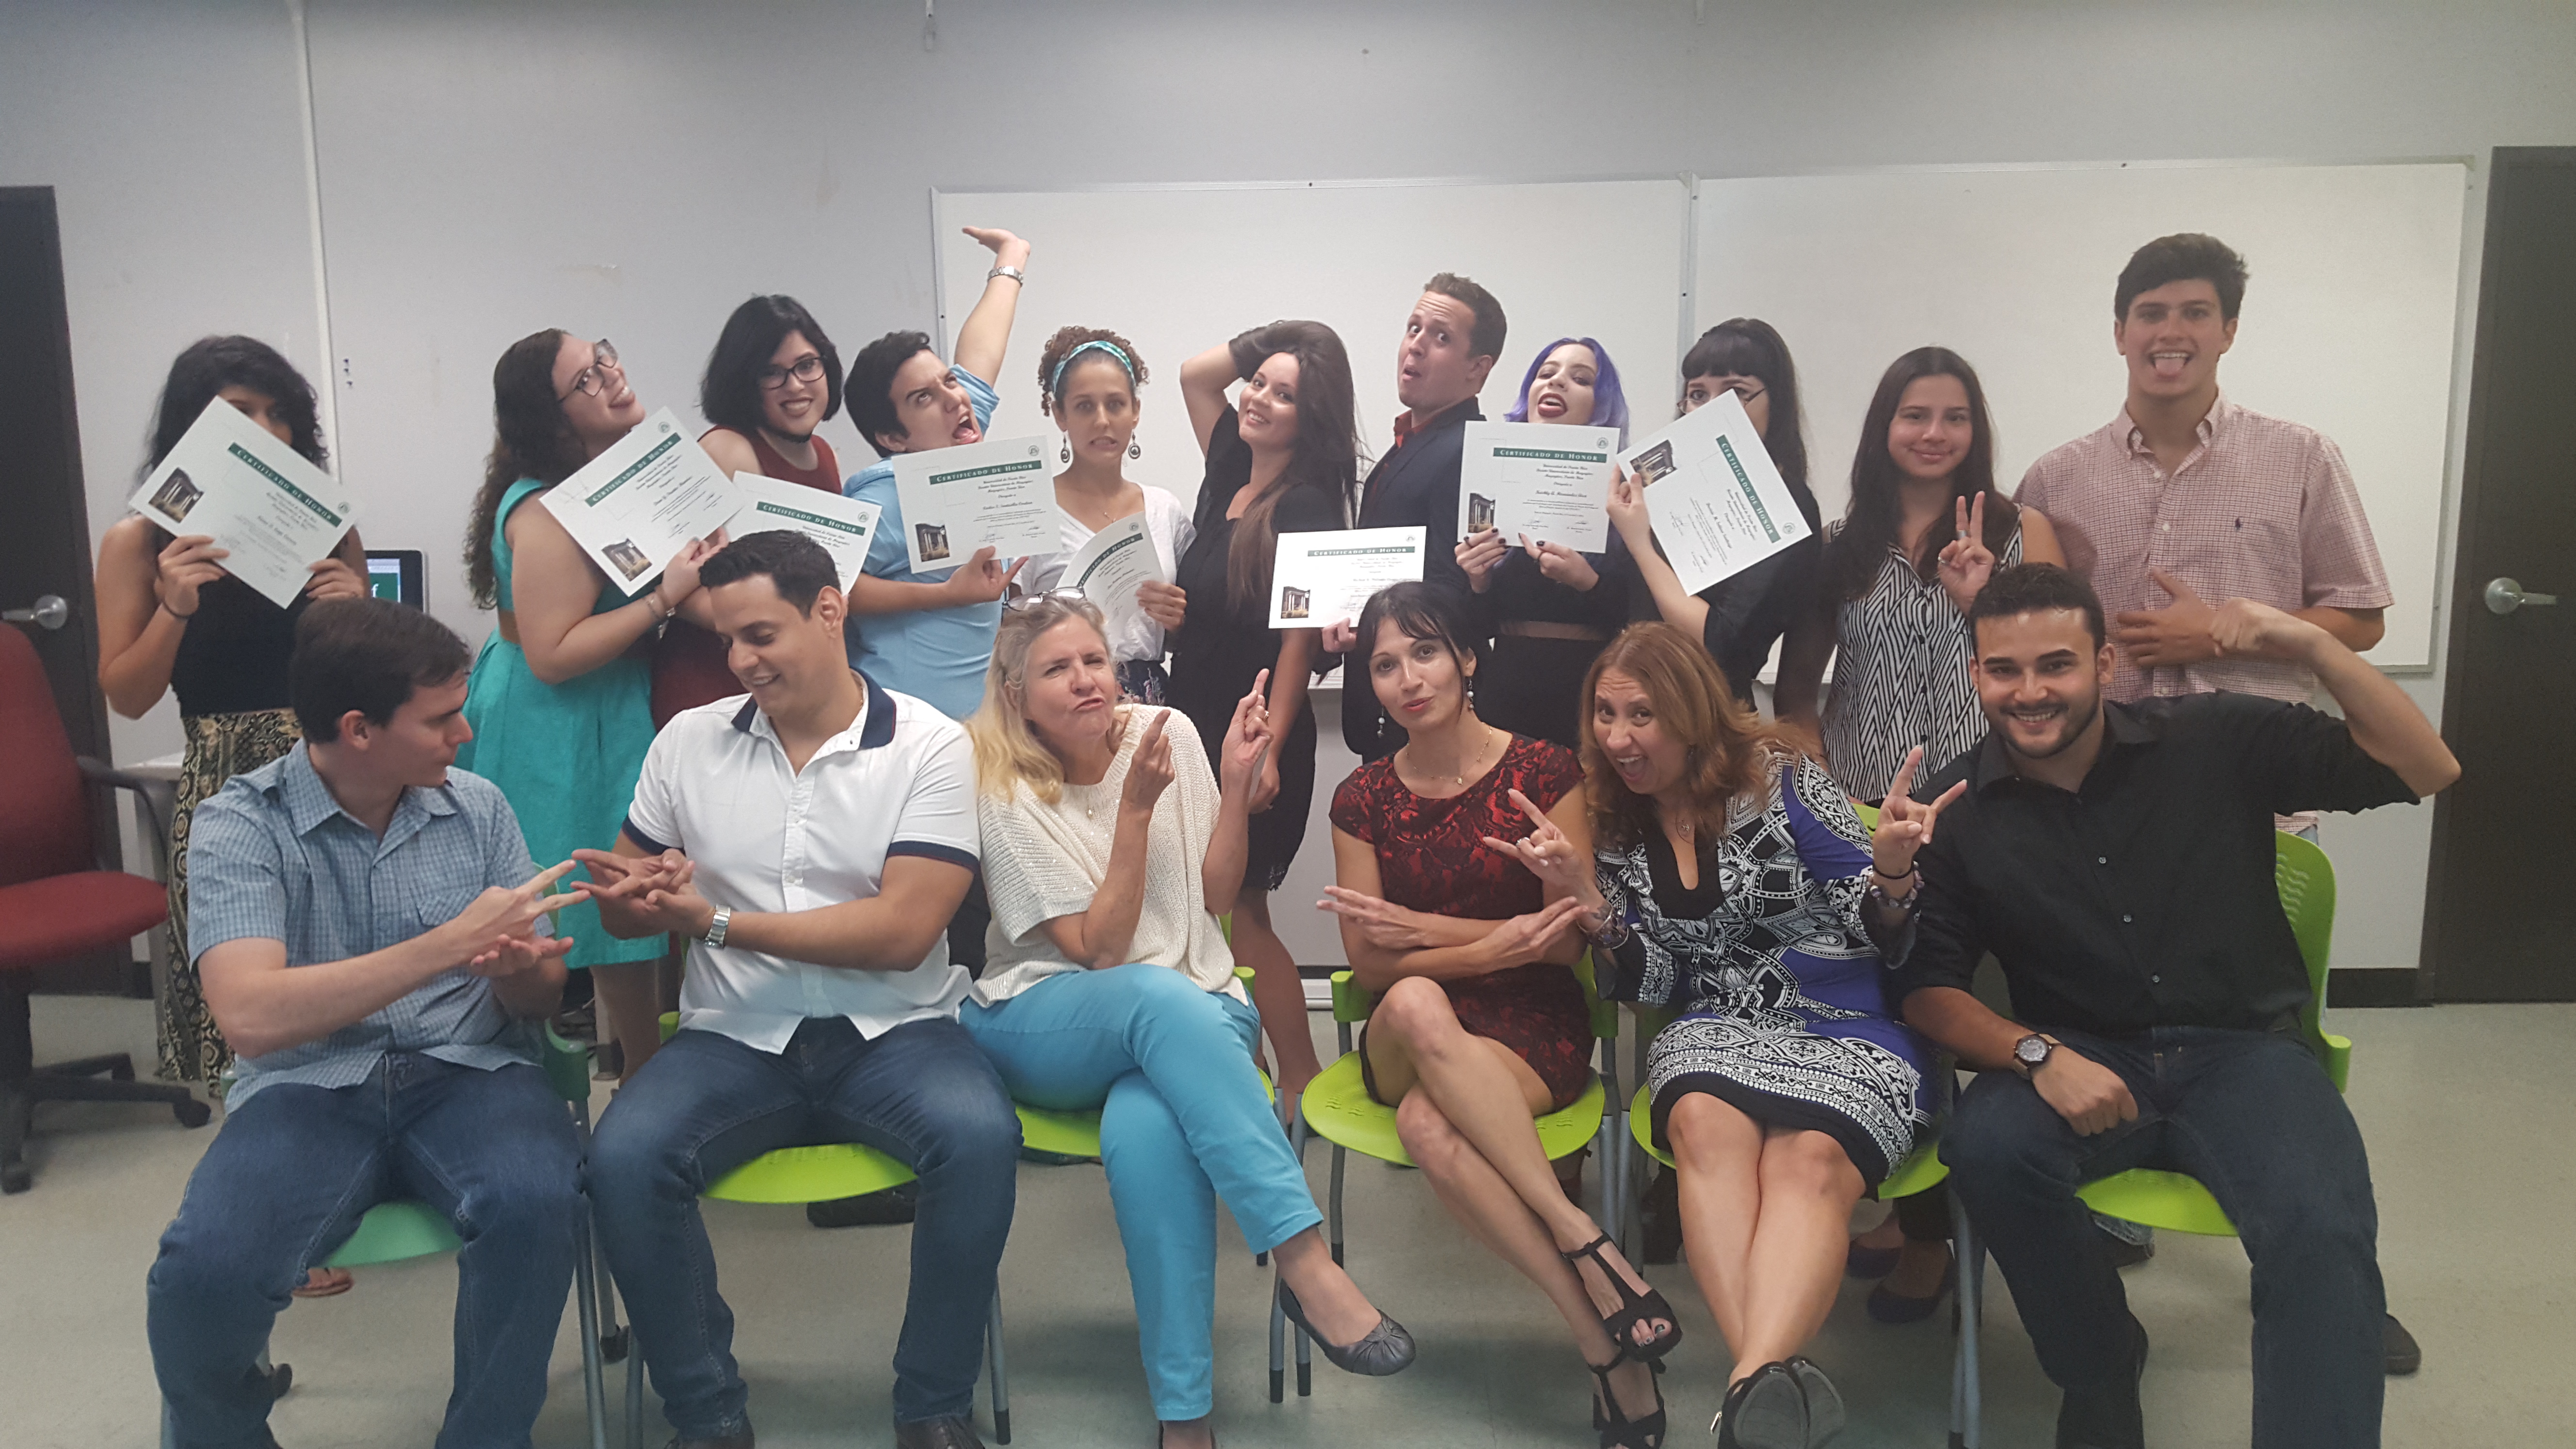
[5, 995, 2567, 1448]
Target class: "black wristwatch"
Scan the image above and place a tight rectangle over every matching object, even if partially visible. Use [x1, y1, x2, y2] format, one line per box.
[2012, 1033, 2056, 1078]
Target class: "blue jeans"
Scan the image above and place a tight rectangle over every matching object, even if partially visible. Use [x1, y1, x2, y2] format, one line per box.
[1944, 1024, 2383, 1449]
[960, 965, 1323, 1420]
[146, 1056, 581, 1449]
[588, 1016, 1019, 1435]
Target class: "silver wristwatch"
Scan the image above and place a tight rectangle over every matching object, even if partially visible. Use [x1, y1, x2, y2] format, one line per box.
[985, 264, 1025, 285]
[2012, 1033, 2055, 1077]
[699, 906, 733, 950]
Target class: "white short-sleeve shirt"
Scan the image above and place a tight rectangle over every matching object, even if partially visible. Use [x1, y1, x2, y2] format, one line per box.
[1019, 487, 1195, 664]
[623, 674, 980, 1052]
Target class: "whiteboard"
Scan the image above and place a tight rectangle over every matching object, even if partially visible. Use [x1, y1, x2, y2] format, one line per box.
[932, 179, 1690, 514]
[1695, 162, 2466, 668]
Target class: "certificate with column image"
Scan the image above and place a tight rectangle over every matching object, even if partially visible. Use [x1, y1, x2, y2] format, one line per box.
[1268, 526, 1426, 629]
[1061, 514, 1165, 645]
[1619, 391, 1813, 596]
[724, 473, 881, 590]
[126, 398, 359, 609]
[539, 409, 743, 596]
[889, 435, 1056, 573]
[1457, 421, 1618, 552]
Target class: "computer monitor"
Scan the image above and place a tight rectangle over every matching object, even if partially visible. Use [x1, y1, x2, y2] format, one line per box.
[365, 549, 425, 608]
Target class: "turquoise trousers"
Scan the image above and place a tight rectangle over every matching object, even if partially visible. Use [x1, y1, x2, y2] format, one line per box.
[961, 963, 1322, 1420]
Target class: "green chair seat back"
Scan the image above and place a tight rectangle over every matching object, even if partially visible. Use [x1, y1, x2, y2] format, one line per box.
[2076, 1168, 2239, 1236]
[322, 1199, 463, 1269]
[1305, 1050, 1605, 1168]
[1623, 1080, 1947, 1197]
[705, 1142, 918, 1204]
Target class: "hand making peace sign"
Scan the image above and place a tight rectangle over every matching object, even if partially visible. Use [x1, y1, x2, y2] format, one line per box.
[1871, 745, 1968, 884]
[1935, 492, 1996, 614]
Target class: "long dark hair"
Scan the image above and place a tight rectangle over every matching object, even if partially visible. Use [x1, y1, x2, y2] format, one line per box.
[1679, 318, 1817, 533]
[1822, 346, 2017, 602]
[144, 336, 327, 477]
[464, 329, 592, 609]
[700, 295, 843, 438]
[1580, 622, 1803, 852]
[1227, 320, 1357, 611]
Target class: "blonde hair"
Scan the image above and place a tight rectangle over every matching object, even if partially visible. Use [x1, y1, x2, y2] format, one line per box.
[1579, 622, 1807, 852]
[966, 594, 1127, 804]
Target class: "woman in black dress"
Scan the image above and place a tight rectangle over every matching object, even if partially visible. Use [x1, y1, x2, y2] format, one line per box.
[1170, 320, 1357, 1101]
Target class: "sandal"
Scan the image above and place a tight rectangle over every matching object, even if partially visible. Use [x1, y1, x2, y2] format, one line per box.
[1713, 1362, 1806, 1449]
[1586, 1351, 1666, 1449]
[291, 1267, 354, 1299]
[1561, 1233, 1682, 1362]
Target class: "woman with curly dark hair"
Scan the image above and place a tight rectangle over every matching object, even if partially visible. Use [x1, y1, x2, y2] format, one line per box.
[458, 330, 719, 1079]
[95, 337, 369, 1090]
[1019, 325, 1194, 704]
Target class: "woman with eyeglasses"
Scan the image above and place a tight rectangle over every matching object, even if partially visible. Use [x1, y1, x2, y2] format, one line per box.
[460, 331, 721, 1079]
[1606, 319, 1825, 710]
[1168, 320, 1357, 1104]
[1454, 337, 1635, 750]
[962, 595, 1414, 1447]
[652, 296, 848, 725]
[1019, 325, 1194, 706]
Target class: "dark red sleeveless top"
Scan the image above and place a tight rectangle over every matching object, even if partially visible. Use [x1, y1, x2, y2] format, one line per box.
[651, 431, 842, 726]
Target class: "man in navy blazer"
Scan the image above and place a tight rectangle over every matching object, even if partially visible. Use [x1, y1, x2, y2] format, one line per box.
[1328, 273, 1507, 760]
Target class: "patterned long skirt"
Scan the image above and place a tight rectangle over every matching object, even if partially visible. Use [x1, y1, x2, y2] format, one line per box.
[158, 708, 300, 1085]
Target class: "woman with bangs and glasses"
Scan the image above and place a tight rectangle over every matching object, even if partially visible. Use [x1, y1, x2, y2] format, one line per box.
[1321, 580, 1675, 1448]
[961, 594, 1414, 1447]
[460, 331, 723, 1080]
[1019, 326, 1194, 706]
[1453, 337, 1635, 750]
[1490, 621, 1946, 1448]
[652, 295, 848, 725]
[1168, 320, 1356, 1103]
[1607, 319, 1825, 711]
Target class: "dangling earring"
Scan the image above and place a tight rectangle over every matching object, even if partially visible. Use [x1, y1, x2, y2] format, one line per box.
[1127, 437, 1143, 461]
[1060, 437, 1071, 465]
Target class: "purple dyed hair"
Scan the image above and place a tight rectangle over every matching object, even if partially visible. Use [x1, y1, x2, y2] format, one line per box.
[1502, 336, 1630, 446]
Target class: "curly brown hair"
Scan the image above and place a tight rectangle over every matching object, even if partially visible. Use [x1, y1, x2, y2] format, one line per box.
[1579, 623, 1807, 853]
[463, 329, 592, 609]
[1035, 325, 1149, 416]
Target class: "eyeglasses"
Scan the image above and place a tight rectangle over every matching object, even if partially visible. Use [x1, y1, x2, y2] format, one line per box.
[1004, 587, 1089, 614]
[1686, 378, 1766, 407]
[759, 353, 827, 392]
[558, 340, 622, 401]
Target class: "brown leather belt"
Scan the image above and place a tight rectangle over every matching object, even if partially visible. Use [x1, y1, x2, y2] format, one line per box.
[1498, 620, 1612, 642]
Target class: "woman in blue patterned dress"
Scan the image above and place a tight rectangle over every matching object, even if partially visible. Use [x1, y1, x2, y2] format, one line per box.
[1488, 622, 1961, 1449]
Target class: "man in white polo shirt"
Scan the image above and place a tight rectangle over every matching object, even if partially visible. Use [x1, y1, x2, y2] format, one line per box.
[580, 531, 1019, 1449]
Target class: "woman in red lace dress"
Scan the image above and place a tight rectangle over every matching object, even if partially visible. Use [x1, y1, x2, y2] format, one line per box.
[1324, 580, 1680, 1449]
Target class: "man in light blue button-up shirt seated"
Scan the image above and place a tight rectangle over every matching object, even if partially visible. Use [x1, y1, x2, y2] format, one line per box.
[146, 598, 589, 1449]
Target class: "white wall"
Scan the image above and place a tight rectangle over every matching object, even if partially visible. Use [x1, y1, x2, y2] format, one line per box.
[9, 0, 2574, 972]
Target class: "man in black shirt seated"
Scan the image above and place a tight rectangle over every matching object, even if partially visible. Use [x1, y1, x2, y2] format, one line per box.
[1893, 564, 2457, 1449]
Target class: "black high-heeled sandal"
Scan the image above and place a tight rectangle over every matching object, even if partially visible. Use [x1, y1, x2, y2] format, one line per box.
[1561, 1232, 1683, 1361]
[1586, 1351, 1667, 1449]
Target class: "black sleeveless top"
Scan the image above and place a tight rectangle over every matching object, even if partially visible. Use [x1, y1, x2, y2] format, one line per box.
[170, 570, 305, 717]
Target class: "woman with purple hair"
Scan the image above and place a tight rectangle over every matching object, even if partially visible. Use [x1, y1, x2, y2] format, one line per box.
[1454, 337, 1635, 749]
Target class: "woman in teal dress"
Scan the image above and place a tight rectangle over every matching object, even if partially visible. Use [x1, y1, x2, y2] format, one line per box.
[460, 330, 720, 1079]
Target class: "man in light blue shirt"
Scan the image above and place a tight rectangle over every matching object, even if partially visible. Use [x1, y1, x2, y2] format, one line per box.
[839, 225, 1034, 721]
[147, 598, 587, 1449]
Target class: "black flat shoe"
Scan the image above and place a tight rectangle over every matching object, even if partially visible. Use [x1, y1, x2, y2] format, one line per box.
[2384, 1313, 2421, 1376]
[1864, 1250, 1956, 1324]
[1276, 1283, 1417, 1376]
[1786, 1357, 1844, 1448]
[1714, 1362, 1806, 1449]
[1586, 1351, 1666, 1449]
[1843, 1238, 1900, 1279]
[1562, 1232, 1683, 1362]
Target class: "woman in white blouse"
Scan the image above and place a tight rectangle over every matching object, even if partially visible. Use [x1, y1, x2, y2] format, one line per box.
[961, 594, 1414, 1447]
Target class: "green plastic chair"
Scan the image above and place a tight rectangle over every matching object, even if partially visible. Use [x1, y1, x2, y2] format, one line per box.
[1280, 956, 1620, 1401]
[629, 1014, 1013, 1446]
[163, 1028, 617, 1449]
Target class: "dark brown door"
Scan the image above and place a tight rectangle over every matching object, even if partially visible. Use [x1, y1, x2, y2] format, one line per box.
[0, 186, 126, 994]
[2421, 149, 2576, 1002]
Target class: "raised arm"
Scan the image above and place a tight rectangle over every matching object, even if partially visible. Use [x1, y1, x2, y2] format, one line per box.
[1200, 674, 1273, 910]
[1179, 341, 1243, 455]
[950, 227, 1031, 386]
[1606, 467, 1707, 635]
[2212, 600, 2460, 797]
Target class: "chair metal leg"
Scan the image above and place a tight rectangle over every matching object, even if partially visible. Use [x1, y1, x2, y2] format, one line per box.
[624, 1323, 646, 1449]
[573, 1206, 610, 1449]
[1268, 1271, 1287, 1404]
[1950, 1191, 1983, 1449]
[986, 1285, 1011, 1444]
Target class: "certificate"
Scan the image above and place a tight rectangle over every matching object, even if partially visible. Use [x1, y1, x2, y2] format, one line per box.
[1457, 420, 1618, 552]
[127, 399, 358, 609]
[540, 409, 742, 596]
[889, 435, 1056, 573]
[724, 474, 881, 590]
[1268, 526, 1425, 629]
[1620, 392, 1813, 596]
[1060, 514, 1165, 645]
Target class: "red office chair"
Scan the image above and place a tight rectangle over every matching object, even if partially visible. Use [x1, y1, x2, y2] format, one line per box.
[0, 624, 209, 1192]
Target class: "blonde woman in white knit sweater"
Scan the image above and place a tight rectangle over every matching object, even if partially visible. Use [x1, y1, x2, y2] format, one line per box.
[960, 594, 1414, 1446]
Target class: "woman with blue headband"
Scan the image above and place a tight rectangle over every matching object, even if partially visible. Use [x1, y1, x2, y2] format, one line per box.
[1453, 337, 1635, 750]
[1022, 326, 1194, 705]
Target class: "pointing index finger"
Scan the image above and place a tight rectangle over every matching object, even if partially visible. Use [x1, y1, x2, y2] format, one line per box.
[523, 860, 580, 894]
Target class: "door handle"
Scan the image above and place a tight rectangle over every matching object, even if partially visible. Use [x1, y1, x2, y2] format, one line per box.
[2485, 578, 2560, 616]
[3, 594, 68, 629]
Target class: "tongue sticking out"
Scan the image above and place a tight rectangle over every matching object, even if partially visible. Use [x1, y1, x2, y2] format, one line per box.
[2152, 352, 2190, 381]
